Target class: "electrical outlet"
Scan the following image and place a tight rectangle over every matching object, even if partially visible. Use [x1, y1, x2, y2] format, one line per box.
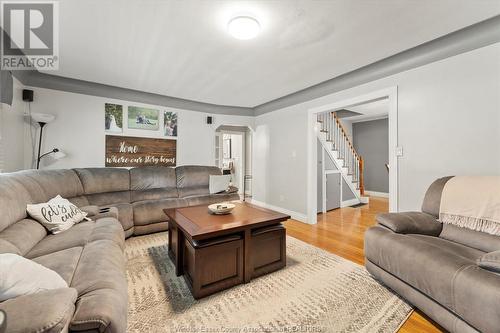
[396, 146, 403, 157]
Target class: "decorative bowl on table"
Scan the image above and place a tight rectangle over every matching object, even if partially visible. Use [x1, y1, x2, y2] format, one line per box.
[208, 202, 235, 215]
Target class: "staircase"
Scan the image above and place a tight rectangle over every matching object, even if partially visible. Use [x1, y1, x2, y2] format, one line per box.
[316, 111, 368, 204]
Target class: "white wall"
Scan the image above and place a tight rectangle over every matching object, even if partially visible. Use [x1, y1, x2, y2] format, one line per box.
[23, 87, 254, 169]
[0, 77, 25, 172]
[253, 42, 500, 215]
[339, 118, 353, 142]
[253, 106, 308, 214]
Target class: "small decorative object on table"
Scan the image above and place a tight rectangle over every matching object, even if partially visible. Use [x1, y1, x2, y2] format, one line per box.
[208, 202, 235, 215]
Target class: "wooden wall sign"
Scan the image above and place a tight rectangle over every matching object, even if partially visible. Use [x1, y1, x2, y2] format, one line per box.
[105, 135, 176, 167]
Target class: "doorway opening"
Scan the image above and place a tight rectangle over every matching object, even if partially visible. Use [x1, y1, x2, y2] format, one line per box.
[317, 98, 390, 214]
[308, 87, 398, 224]
[215, 126, 253, 200]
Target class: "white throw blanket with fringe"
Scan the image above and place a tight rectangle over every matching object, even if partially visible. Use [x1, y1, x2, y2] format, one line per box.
[439, 176, 500, 236]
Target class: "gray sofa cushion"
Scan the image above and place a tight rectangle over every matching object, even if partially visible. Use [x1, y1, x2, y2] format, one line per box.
[130, 166, 176, 190]
[440, 223, 500, 253]
[130, 166, 179, 202]
[477, 250, 500, 273]
[80, 205, 100, 216]
[109, 203, 134, 232]
[376, 212, 442, 236]
[26, 219, 124, 259]
[12, 170, 85, 203]
[365, 226, 483, 310]
[33, 247, 83, 284]
[0, 288, 77, 333]
[0, 176, 32, 233]
[0, 239, 20, 255]
[88, 218, 126, 249]
[26, 222, 95, 258]
[176, 165, 222, 197]
[85, 190, 131, 206]
[365, 260, 481, 333]
[74, 168, 130, 194]
[453, 265, 500, 333]
[134, 222, 169, 236]
[0, 219, 46, 256]
[131, 187, 179, 203]
[70, 239, 127, 333]
[421, 176, 454, 218]
[24, 218, 126, 333]
[133, 198, 187, 225]
[68, 195, 90, 207]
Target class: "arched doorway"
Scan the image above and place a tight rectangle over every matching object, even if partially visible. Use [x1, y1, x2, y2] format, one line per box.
[215, 125, 253, 201]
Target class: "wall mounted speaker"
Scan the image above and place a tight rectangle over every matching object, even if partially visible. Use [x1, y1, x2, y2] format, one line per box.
[207, 116, 213, 124]
[22, 89, 34, 102]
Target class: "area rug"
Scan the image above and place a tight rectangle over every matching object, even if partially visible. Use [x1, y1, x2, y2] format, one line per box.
[125, 232, 412, 333]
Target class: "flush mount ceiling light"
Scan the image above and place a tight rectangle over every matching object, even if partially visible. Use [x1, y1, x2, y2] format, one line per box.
[227, 16, 260, 40]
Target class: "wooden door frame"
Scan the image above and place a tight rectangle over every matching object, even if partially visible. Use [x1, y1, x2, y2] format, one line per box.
[307, 87, 399, 224]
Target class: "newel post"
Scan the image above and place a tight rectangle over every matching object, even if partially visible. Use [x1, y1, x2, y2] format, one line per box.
[359, 157, 364, 196]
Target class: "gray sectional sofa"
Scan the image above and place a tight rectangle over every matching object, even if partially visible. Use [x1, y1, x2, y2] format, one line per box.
[0, 165, 239, 333]
[365, 177, 500, 333]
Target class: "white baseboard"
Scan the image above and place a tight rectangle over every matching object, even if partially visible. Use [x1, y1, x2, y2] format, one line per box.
[341, 198, 360, 207]
[365, 191, 389, 198]
[248, 199, 309, 224]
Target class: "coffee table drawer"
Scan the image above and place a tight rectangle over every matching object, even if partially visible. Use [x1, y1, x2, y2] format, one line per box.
[184, 235, 244, 299]
[251, 224, 286, 278]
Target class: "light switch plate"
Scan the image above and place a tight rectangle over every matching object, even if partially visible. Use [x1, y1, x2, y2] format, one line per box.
[396, 146, 404, 157]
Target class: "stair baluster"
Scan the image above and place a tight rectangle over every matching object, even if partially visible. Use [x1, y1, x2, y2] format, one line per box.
[318, 111, 365, 196]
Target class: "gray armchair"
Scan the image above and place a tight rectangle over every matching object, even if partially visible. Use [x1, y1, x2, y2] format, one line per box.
[365, 176, 500, 333]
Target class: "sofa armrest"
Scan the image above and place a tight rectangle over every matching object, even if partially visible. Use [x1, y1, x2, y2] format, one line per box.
[80, 205, 99, 217]
[0, 288, 77, 333]
[477, 250, 500, 273]
[93, 206, 119, 220]
[81, 205, 119, 221]
[376, 212, 442, 236]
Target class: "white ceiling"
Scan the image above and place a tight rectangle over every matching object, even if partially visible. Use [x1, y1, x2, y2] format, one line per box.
[345, 99, 389, 122]
[45, 0, 500, 107]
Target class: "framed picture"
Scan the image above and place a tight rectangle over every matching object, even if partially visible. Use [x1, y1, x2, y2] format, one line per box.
[127, 106, 159, 131]
[164, 111, 178, 137]
[104, 103, 123, 133]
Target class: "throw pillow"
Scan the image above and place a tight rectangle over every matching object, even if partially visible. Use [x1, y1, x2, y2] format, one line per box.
[0, 253, 68, 302]
[209, 175, 231, 194]
[27, 195, 89, 234]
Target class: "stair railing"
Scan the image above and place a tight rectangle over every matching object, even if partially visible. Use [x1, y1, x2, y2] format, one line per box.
[317, 112, 364, 195]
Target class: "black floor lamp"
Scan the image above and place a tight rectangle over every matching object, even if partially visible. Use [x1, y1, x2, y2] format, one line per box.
[31, 113, 65, 169]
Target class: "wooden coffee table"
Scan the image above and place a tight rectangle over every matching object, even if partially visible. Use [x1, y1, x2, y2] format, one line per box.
[164, 202, 290, 299]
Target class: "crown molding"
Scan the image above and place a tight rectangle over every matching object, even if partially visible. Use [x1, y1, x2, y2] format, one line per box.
[16, 71, 255, 116]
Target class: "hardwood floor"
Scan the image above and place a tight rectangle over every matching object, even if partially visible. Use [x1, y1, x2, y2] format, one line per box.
[285, 196, 445, 333]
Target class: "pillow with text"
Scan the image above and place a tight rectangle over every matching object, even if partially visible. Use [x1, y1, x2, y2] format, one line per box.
[27, 195, 90, 234]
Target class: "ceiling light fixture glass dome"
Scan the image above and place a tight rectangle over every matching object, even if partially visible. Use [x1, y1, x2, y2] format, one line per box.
[227, 16, 260, 40]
